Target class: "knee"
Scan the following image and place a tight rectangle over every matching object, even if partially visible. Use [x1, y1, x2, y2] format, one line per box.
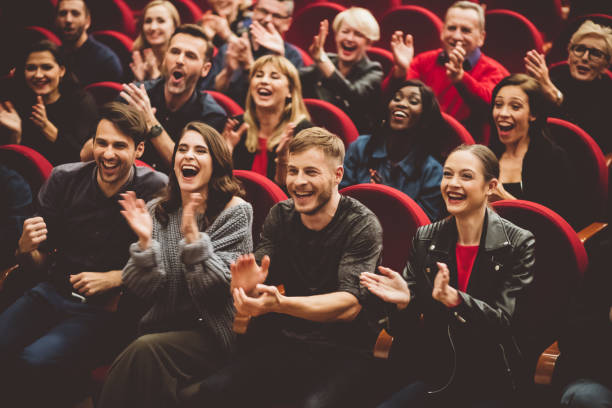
[561, 379, 612, 408]
[114, 334, 162, 364]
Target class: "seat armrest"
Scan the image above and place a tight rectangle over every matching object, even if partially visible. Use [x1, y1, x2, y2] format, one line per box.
[0, 264, 19, 291]
[577, 222, 608, 245]
[534, 341, 560, 385]
[373, 329, 393, 359]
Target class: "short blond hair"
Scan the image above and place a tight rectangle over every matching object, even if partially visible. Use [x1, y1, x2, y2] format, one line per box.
[332, 7, 380, 42]
[569, 20, 612, 59]
[289, 127, 345, 165]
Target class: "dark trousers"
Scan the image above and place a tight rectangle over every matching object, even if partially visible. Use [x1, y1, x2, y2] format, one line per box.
[0, 282, 121, 407]
[98, 330, 228, 408]
[183, 336, 389, 408]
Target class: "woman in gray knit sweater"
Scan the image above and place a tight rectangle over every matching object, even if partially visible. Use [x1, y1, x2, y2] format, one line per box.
[98, 122, 253, 408]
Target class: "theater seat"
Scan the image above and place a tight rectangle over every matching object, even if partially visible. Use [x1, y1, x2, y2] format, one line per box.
[173, 0, 204, 24]
[22, 26, 62, 46]
[0, 145, 53, 197]
[367, 47, 394, 77]
[328, 0, 401, 21]
[481, 9, 544, 74]
[376, 6, 443, 53]
[547, 14, 612, 65]
[295, 45, 314, 67]
[204, 91, 244, 116]
[89, 0, 137, 38]
[304, 98, 359, 148]
[400, 0, 477, 19]
[286, 2, 346, 53]
[91, 30, 134, 79]
[438, 112, 475, 160]
[84, 82, 123, 107]
[482, 0, 565, 41]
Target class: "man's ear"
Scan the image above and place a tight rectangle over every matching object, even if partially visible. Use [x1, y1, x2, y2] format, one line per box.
[85, 13, 91, 32]
[135, 141, 145, 159]
[477, 30, 485, 48]
[335, 164, 344, 185]
[201, 61, 212, 78]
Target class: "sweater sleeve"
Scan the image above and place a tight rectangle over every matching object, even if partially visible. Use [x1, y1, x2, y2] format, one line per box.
[455, 58, 509, 108]
[122, 239, 167, 299]
[320, 59, 383, 109]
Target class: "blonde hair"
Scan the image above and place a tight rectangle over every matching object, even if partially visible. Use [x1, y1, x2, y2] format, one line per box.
[569, 20, 612, 59]
[133, 0, 181, 51]
[289, 127, 345, 165]
[244, 55, 310, 153]
[332, 7, 380, 42]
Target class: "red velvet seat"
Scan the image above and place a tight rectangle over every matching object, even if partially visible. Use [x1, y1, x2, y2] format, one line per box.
[204, 90, 245, 116]
[482, 0, 565, 40]
[438, 112, 475, 160]
[304, 98, 359, 148]
[376, 6, 443, 53]
[549, 61, 612, 80]
[547, 14, 612, 65]
[174, 0, 204, 24]
[84, 81, 123, 107]
[481, 9, 544, 74]
[89, 0, 137, 38]
[367, 47, 394, 77]
[233, 170, 288, 246]
[91, 30, 134, 76]
[490, 199, 588, 384]
[2, 26, 62, 75]
[285, 2, 346, 53]
[295, 45, 314, 67]
[400, 0, 479, 19]
[23, 26, 62, 46]
[328, 0, 401, 21]
[0, 145, 53, 197]
[340, 183, 430, 272]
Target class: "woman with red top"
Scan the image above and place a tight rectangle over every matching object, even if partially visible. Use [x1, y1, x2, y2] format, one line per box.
[222, 55, 312, 185]
[361, 144, 535, 407]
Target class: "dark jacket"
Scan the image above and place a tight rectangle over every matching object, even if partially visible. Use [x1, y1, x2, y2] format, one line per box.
[300, 54, 383, 134]
[389, 208, 535, 396]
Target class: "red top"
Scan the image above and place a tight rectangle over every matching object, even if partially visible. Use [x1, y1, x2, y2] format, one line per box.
[251, 137, 268, 175]
[455, 244, 479, 292]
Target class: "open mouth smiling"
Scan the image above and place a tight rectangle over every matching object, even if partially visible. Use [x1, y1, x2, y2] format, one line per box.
[181, 164, 199, 178]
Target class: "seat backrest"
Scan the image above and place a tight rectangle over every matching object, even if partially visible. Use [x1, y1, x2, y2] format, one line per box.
[91, 30, 134, 78]
[84, 81, 123, 107]
[0, 145, 53, 197]
[547, 14, 612, 64]
[377, 6, 443, 53]
[304, 98, 359, 148]
[328, 0, 401, 21]
[23, 26, 62, 46]
[438, 112, 475, 161]
[295, 45, 314, 67]
[546, 117, 608, 228]
[481, 9, 543, 74]
[204, 90, 245, 116]
[233, 170, 288, 246]
[367, 47, 394, 77]
[490, 200, 587, 369]
[549, 61, 612, 81]
[340, 183, 430, 272]
[286, 2, 346, 52]
[2, 26, 62, 75]
[400, 0, 476, 19]
[174, 0, 204, 24]
[483, 0, 564, 40]
[89, 0, 137, 38]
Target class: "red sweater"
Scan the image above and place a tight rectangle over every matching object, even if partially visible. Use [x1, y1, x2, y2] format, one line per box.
[383, 49, 508, 143]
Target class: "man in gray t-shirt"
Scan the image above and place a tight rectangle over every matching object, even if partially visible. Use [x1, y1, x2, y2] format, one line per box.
[187, 127, 385, 408]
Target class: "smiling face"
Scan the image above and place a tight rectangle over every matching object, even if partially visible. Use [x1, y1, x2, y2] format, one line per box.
[24, 50, 65, 100]
[568, 35, 610, 82]
[93, 119, 144, 195]
[174, 129, 213, 195]
[493, 85, 534, 147]
[249, 62, 291, 110]
[209, 0, 239, 19]
[252, 0, 293, 35]
[143, 5, 175, 48]
[387, 85, 423, 131]
[335, 22, 370, 65]
[162, 33, 210, 96]
[286, 147, 341, 216]
[441, 7, 484, 56]
[56, 0, 90, 45]
[441, 150, 494, 217]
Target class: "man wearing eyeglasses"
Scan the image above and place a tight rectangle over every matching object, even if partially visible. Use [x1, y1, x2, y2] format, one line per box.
[201, 0, 303, 106]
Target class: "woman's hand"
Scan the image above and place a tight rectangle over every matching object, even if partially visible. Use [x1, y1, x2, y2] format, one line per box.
[390, 31, 414, 78]
[130, 49, 160, 81]
[119, 191, 153, 249]
[199, 10, 232, 42]
[525, 49, 561, 105]
[432, 262, 461, 308]
[361, 266, 411, 310]
[221, 117, 249, 153]
[0, 100, 22, 143]
[30, 96, 58, 142]
[488, 182, 516, 203]
[308, 19, 329, 62]
[181, 192, 204, 244]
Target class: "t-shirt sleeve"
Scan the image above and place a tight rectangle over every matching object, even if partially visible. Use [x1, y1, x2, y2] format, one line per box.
[337, 211, 383, 303]
[254, 203, 280, 284]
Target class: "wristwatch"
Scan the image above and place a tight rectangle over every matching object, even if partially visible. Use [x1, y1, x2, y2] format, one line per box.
[554, 89, 564, 105]
[148, 124, 163, 140]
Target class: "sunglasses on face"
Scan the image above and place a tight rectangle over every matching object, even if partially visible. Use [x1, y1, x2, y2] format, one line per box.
[570, 44, 609, 62]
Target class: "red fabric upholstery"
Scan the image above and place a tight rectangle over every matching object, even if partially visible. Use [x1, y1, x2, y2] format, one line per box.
[439, 112, 475, 159]
[376, 6, 443, 53]
[400, 0, 479, 19]
[547, 117, 608, 228]
[490, 199, 587, 365]
[134, 159, 153, 169]
[91, 30, 134, 73]
[0, 144, 53, 196]
[174, 0, 204, 24]
[286, 2, 346, 53]
[204, 90, 244, 116]
[84, 81, 124, 107]
[89, 0, 137, 38]
[367, 47, 394, 77]
[549, 61, 612, 80]
[481, 10, 544, 74]
[304, 98, 359, 148]
[328, 0, 401, 20]
[340, 183, 430, 271]
[123, 0, 150, 12]
[482, 0, 564, 40]
[547, 14, 612, 65]
[233, 170, 288, 246]
[295, 45, 314, 67]
[23, 26, 62, 46]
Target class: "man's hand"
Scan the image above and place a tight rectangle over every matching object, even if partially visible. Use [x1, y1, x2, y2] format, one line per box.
[200, 11, 232, 42]
[18, 217, 48, 254]
[119, 191, 153, 250]
[233, 284, 281, 317]
[70, 270, 122, 296]
[445, 41, 466, 83]
[230, 253, 270, 296]
[308, 19, 329, 61]
[361, 266, 411, 310]
[120, 83, 158, 129]
[130, 51, 147, 81]
[250, 21, 284, 56]
[432, 262, 461, 307]
[182, 193, 204, 244]
[390, 31, 414, 78]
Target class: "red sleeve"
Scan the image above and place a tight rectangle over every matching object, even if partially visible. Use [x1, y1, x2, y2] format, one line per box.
[457, 57, 509, 105]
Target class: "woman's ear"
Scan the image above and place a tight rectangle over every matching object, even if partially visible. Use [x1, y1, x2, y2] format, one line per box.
[487, 178, 499, 196]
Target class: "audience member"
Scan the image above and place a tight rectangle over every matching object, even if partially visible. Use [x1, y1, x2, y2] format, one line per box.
[0, 102, 167, 407]
[131, 0, 180, 82]
[0, 40, 98, 165]
[183, 127, 385, 407]
[199, 0, 252, 48]
[361, 144, 534, 407]
[97, 122, 252, 408]
[203, 0, 303, 106]
[384, 1, 508, 142]
[525, 20, 612, 154]
[300, 7, 382, 134]
[488, 74, 578, 227]
[341, 79, 446, 221]
[55, 0, 124, 85]
[223, 55, 312, 184]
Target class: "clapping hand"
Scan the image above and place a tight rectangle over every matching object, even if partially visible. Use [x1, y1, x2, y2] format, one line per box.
[361, 266, 411, 310]
[0, 100, 22, 140]
[390, 31, 414, 78]
[181, 192, 204, 244]
[432, 262, 461, 307]
[250, 21, 284, 55]
[221, 117, 249, 153]
[230, 253, 270, 296]
[445, 41, 465, 83]
[309, 19, 329, 61]
[119, 191, 153, 249]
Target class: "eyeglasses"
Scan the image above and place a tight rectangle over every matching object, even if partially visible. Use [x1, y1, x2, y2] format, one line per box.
[254, 6, 291, 21]
[569, 44, 609, 62]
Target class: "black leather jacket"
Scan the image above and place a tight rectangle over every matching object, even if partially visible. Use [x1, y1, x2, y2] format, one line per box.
[388, 208, 535, 395]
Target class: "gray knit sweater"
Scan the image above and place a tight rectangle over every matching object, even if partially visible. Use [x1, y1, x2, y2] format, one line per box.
[122, 199, 253, 354]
